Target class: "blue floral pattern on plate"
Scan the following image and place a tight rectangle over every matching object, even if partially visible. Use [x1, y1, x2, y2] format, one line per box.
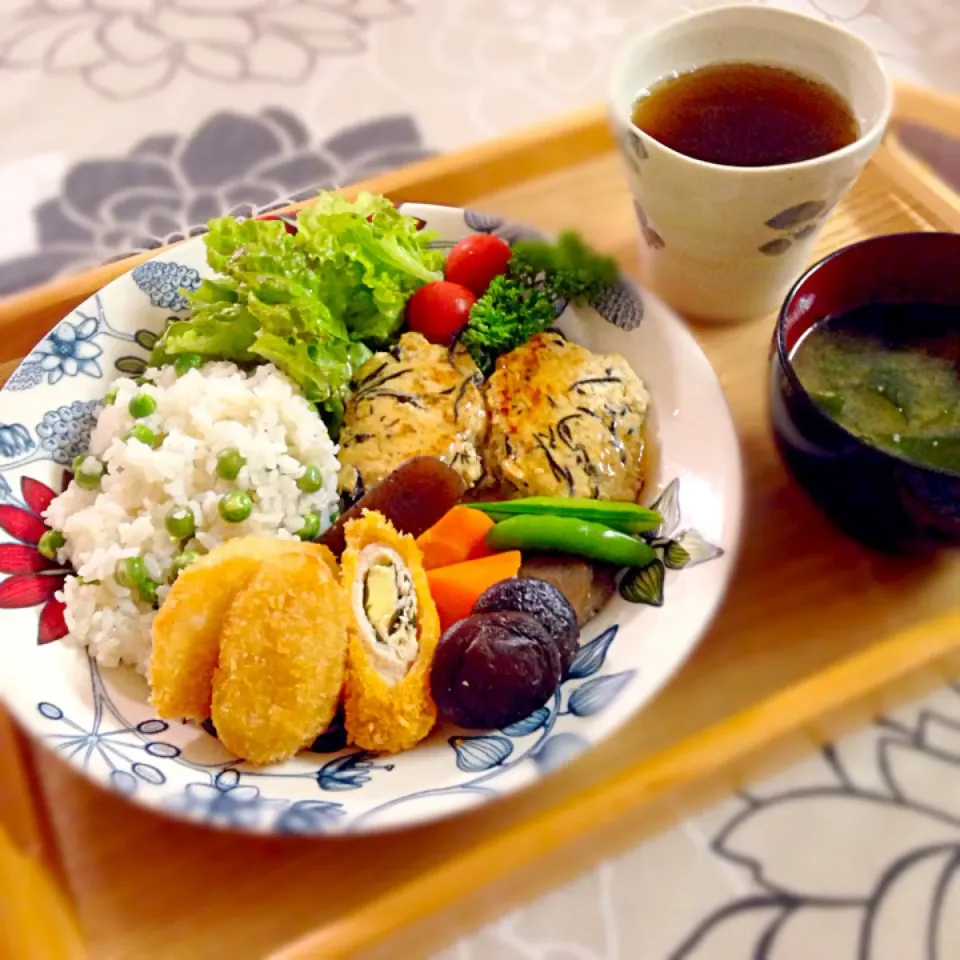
[23, 314, 103, 385]
[131, 261, 202, 311]
[5, 289, 193, 395]
[28, 624, 628, 833]
[0, 207, 739, 834]
[0, 423, 34, 458]
[35, 401, 101, 465]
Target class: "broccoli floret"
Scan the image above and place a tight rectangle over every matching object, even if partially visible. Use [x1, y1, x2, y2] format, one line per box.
[458, 231, 617, 376]
[460, 276, 556, 375]
[508, 231, 618, 304]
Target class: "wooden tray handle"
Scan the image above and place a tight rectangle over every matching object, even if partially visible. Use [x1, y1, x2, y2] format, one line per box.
[874, 82, 960, 230]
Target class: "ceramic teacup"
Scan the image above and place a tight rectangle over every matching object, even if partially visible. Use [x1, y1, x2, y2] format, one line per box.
[609, 5, 893, 324]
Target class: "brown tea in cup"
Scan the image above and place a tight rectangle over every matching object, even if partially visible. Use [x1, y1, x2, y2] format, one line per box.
[631, 62, 859, 167]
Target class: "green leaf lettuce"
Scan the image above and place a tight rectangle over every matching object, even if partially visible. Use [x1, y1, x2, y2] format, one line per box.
[150, 192, 442, 425]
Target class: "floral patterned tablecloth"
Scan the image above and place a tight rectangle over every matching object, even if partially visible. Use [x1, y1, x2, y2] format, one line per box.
[0, 0, 957, 298]
[1, 1, 958, 957]
[438, 686, 960, 959]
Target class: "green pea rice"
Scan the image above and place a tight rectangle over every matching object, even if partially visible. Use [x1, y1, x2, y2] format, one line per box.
[43, 362, 340, 676]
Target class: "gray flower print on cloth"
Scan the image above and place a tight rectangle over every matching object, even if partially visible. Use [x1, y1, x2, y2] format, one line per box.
[0, 0, 412, 99]
[0, 108, 434, 296]
[667, 684, 960, 958]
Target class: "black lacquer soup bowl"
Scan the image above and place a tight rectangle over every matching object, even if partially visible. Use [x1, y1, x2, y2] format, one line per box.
[770, 232, 960, 554]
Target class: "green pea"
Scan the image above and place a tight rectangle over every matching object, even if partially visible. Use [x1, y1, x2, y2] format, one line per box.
[296, 512, 321, 541]
[124, 423, 161, 448]
[38, 530, 65, 560]
[216, 447, 246, 481]
[103, 387, 118, 407]
[164, 505, 196, 540]
[296, 464, 324, 494]
[115, 556, 147, 589]
[174, 353, 204, 377]
[218, 490, 253, 523]
[74, 455, 104, 490]
[138, 578, 160, 606]
[128, 393, 157, 419]
[170, 549, 202, 581]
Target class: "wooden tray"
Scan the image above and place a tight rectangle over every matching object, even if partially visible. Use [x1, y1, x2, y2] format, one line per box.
[3, 82, 960, 960]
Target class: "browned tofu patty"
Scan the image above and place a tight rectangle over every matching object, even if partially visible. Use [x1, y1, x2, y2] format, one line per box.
[338, 332, 487, 499]
[483, 332, 650, 501]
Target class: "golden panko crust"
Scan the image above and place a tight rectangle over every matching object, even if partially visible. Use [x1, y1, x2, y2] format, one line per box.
[150, 537, 340, 722]
[341, 510, 440, 753]
[211, 549, 350, 765]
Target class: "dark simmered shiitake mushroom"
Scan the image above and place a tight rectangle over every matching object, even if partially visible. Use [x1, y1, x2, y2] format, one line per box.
[473, 577, 579, 675]
[430, 611, 561, 729]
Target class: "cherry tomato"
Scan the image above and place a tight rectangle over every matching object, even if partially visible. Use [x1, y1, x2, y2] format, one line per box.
[406, 281, 477, 346]
[444, 234, 512, 297]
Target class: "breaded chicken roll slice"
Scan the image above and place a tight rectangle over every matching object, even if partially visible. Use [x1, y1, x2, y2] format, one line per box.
[341, 510, 440, 753]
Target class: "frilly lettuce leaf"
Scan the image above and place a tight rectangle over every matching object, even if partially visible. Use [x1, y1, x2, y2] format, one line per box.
[151, 192, 441, 427]
[155, 306, 258, 362]
[251, 331, 370, 435]
[296, 191, 443, 342]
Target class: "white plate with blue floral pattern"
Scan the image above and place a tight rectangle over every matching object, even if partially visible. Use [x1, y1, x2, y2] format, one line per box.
[0, 204, 742, 835]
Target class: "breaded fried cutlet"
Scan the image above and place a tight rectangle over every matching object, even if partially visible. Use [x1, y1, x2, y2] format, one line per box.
[211, 549, 350, 765]
[150, 536, 337, 721]
[341, 510, 440, 754]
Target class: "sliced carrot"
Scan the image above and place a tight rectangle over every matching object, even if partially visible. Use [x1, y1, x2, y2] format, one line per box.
[416, 505, 495, 571]
[426, 551, 522, 631]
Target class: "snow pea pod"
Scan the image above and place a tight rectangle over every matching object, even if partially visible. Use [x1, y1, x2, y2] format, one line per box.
[473, 497, 662, 535]
[485, 515, 656, 567]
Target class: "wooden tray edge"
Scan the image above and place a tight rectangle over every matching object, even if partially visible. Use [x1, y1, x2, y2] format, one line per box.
[0, 710, 66, 877]
[0, 709, 84, 958]
[272, 607, 960, 960]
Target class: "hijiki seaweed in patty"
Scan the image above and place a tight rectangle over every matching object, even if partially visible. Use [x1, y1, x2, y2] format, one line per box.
[337, 332, 487, 501]
[482, 332, 650, 500]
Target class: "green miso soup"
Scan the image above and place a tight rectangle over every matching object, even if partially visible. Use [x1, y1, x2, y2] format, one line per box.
[791, 302, 960, 473]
